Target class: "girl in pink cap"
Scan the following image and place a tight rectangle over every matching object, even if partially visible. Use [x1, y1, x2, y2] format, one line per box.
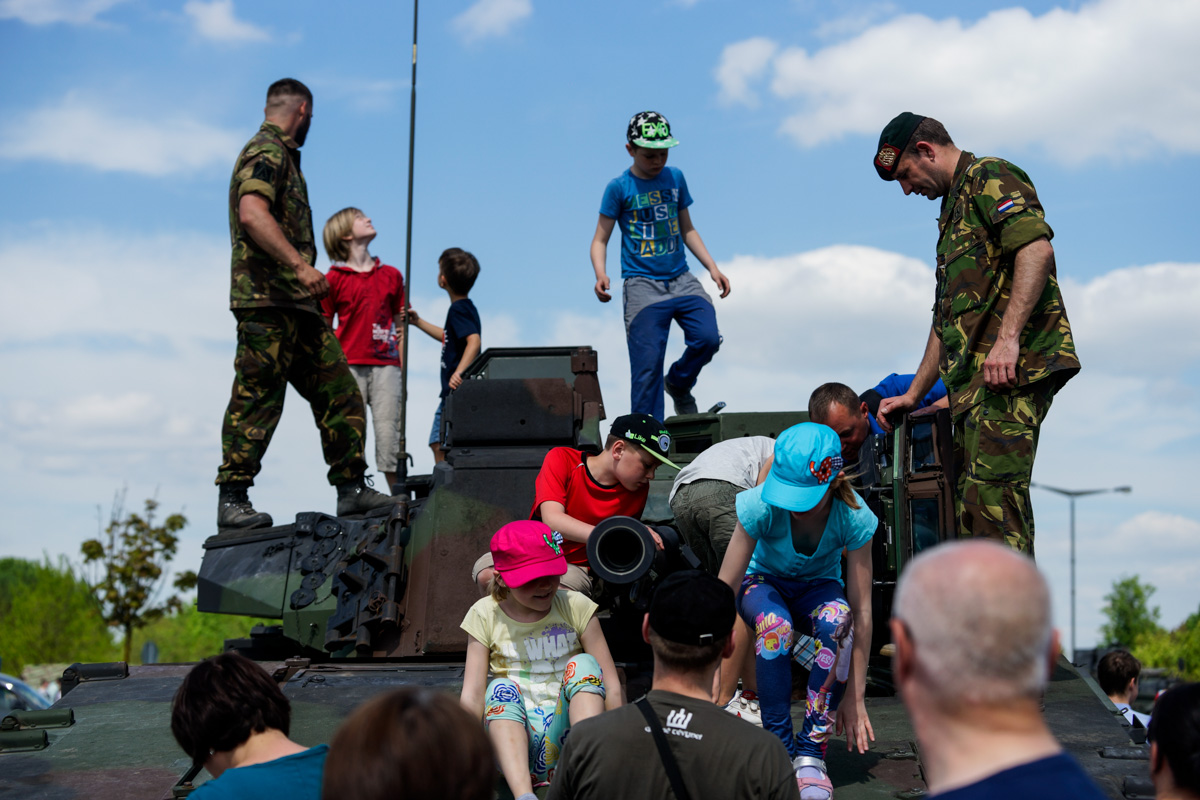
[459, 520, 622, 799]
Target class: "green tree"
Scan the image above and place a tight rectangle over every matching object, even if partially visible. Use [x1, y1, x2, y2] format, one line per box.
[81, 494, 198, 663]
[128, 605, 274, 664]
[1099, 575, 1163, 648]
[1133, 607, 1200, 681]
[0, 556, 115, 674]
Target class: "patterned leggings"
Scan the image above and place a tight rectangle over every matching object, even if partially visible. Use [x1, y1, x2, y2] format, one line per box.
[483, 653, 605, 784]
[739, 574, 853, 760]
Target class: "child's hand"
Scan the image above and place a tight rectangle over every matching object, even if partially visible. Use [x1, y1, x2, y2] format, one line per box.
[594, 276, 611, 303]
[711, 269, 731, 299]
[402, 306, 419, 323]
[449, 371, 464, 390]
[646, 525, 665, 551]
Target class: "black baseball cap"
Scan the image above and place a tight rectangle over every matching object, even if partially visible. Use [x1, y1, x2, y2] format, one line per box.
[610, 413, 679, 470]
[648, 570, 736, 645]
[874, 111, 926, 181]
[627, 111, 680, 149]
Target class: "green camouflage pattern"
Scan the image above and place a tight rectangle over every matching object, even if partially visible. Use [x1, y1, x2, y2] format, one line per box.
[952, 384, 1053, 553]
[228, 122, 318, 313]
[934, 152, 1080, 416]
[216, 308, 367, 486]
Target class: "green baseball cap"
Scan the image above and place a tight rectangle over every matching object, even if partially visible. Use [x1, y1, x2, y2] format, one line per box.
[627, 111, 679, 149]
[610, 413, 680, 470]
[874, 111, 926, 181]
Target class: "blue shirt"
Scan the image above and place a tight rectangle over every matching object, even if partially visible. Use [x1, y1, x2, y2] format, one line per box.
[440, 298, 482, 398]
[191, 744, 328, 800]
[865, 373, 948, 435]
[930, 753, 1107, 800]
[736, 484, 876, 583]
[599, 166, 693, 280]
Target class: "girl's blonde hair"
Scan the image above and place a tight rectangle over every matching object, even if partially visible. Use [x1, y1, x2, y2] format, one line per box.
[322, 206, 363, 263]
[831, 473, 861, 509]
[487, 572, 508, 602]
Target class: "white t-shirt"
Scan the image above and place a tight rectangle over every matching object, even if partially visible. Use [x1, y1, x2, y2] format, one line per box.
[669, 436, 775, 503]
[461, 590, 598, 717]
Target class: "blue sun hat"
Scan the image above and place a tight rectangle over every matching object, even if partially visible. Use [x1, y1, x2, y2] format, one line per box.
[761, 423, 845, 512]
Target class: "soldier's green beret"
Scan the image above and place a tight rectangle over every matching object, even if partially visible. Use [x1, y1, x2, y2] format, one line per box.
[874, 112, 926, 181]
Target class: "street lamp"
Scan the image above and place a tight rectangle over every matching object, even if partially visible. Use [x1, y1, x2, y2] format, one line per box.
[1031, 482, 1132, 662]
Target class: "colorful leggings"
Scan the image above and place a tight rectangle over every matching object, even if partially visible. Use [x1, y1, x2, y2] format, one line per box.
[739, 574, 853, 760]
[483, 653, 605, 783]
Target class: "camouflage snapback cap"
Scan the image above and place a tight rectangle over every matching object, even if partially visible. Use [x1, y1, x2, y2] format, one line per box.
[875, 111, 926, 181]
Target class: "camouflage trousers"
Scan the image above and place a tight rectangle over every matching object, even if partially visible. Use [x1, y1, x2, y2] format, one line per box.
[216, 308, 367, 487]
[952, 382, 1055, 555]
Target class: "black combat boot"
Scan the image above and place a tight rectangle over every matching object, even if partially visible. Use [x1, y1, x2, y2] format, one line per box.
[217, 482, 273, 529]
[663, 378, 698, 416]
[336, 475, 399, 517]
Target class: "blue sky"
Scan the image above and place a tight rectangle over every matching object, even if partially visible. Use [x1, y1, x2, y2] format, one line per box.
[1, 0, 1197, 652]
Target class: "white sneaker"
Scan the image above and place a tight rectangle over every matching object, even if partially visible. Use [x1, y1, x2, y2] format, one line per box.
[723, 689, 763, 726]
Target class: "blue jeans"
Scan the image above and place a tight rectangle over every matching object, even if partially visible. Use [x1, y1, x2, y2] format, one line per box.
[626, 294, 720, 420]
[738, 574, 853, 759]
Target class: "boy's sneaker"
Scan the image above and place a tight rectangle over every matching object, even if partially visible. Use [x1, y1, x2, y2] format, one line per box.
[217, 482, 273, 529]
[663, 378, 698, 415]
[723, 689, 762, 726]
[336, 475, 400, 517]
[793, 756, 833, 800]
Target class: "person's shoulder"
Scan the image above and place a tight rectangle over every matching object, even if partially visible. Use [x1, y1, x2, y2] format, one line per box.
[968, 155, 1036, 189]
[736, 484, 775, 535]
[557, 588, 598, 621]
[664, 165, 687, 182]
[543, 446, 582, 468]
[932, 753, 1107, 800]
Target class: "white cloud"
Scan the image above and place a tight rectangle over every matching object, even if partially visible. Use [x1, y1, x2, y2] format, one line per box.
[721, 0, 1200, 161]
[451, 0, 532, 43]
[0, 0, 125, 25]
[715, 37, 779, 108]
[0, 94, 244, 176]
[183, 0, 269, 43]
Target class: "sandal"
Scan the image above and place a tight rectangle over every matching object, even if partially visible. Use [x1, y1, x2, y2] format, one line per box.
[793, 756, 832, 800]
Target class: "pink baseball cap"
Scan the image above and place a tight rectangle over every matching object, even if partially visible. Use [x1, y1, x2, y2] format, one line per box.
[490, 520, 568, 588]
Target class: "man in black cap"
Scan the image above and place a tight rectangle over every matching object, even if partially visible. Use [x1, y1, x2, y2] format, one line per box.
[871, 113, 1080, 555]
[547, 571, 799, 800]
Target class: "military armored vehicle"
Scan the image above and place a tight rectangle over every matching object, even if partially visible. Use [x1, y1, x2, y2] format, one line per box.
[0, 347, 1149, 799]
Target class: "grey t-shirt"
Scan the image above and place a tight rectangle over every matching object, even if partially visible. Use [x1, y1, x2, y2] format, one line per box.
[669, 436, 775, 504]
[547, 689, 799, 800]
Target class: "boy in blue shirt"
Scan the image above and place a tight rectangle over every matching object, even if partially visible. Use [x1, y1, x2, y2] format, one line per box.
[406, 247, 481, 463]
[590, 111, 731, 420]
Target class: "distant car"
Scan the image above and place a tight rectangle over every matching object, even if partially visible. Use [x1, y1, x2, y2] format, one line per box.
[0, 673, 51, 713]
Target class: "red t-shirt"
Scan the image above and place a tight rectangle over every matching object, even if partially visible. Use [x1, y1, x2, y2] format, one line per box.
[529, 447, 648, 566]
[321, 260, 406, 365]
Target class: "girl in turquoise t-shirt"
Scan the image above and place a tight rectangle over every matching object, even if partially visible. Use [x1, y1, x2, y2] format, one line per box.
[719, 423, 876, 800]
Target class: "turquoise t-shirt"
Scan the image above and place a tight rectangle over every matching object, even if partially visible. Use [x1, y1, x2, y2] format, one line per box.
[191, 744, 328, 799]
[736, 484, 876, 583]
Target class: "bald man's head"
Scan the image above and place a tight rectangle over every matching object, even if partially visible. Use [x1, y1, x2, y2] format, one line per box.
[893, 540, 1055, 707]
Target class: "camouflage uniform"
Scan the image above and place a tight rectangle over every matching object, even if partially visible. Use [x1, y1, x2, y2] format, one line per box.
[216, 122, 367, 487]
[935, 152, 1080, 553]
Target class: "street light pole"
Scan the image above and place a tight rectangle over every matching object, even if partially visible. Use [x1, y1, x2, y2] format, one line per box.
[1031, 482, 1132, 662]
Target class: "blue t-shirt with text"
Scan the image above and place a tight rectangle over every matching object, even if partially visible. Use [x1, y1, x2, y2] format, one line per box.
[440, 298, 481, 398]
[599, 166, 694, 280]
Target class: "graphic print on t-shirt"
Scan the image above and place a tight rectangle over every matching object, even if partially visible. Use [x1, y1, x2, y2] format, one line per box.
[524, 622, 579, 663]
[624, 188, 681, 258]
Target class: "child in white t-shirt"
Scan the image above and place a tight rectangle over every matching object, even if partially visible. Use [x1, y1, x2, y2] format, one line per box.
[459, 520, 622, 799]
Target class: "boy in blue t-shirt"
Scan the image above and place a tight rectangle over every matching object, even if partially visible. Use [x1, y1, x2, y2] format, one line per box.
[590, 111, 731, 420]
[406, 247, 481, 463]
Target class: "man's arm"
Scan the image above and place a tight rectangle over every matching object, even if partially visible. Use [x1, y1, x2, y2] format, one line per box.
[837, 542, 875, 754]
[678, 206, 730, 298]
[238, 193, 328, 299]
[984, 236, 1054, 390]
[877, 325, 943, 432]
[449, 332, 481, 390]
[590, 214, 616, 302]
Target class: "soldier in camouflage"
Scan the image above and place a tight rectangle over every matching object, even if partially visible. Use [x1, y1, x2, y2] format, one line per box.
[872, 113, 1080, 554]
[215, 78, 396, 529]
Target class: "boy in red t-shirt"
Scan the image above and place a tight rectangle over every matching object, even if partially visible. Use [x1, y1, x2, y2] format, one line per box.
[321, 208, 406, 490]
[471, 413, 679, 597]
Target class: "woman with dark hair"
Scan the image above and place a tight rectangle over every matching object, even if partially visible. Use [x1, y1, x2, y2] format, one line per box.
[171, 652, 326, 799]
[1148, 682, 1200, 800]
[323, 687, 494, 800]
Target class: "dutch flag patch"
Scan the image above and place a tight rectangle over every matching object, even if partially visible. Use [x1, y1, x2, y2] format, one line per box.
[996, 197, 1016, 214]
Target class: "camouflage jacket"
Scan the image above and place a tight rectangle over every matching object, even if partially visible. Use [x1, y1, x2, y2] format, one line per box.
[935, 152, 1080, 415]
[227, 121, 318, 313]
